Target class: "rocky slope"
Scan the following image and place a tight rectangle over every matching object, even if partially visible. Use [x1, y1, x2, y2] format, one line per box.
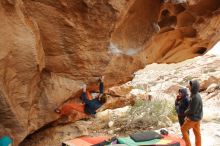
[1, 0, 220, 145]
[88, 52, 220, 146]
[90, 52, 220, 146]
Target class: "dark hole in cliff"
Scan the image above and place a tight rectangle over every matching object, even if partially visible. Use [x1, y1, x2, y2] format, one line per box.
[158, 16, 177, 28]
[195, 47, 207, 55]
[161, 9, 170, 17]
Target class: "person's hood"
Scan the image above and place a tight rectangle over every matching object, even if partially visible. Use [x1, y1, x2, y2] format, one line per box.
[179, 88, 188, 98]
[189, 80, 200, 94]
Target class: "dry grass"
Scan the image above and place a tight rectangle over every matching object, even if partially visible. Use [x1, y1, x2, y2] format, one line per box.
[113, 98, 177, 134]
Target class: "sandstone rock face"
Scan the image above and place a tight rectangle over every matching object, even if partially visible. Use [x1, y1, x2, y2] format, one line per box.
[0, 0, 220, 145]
[20, 121, 89, 146]
[144, 0, 220, 63]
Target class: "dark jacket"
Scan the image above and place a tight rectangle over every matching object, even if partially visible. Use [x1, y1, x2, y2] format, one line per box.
[175, 88, 189, 116]
[185, 80, 203, 121]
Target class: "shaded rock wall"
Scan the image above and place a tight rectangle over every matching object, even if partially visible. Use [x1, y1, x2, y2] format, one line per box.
[0, 0, 220, 145]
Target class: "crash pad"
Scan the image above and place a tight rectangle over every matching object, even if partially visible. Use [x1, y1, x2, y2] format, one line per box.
[118, 134, 184, 146]
[62, 136, 109, 146]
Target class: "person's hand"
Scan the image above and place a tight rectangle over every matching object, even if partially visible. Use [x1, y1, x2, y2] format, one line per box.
[100, 75, 104, 82]
[55, 108, 61, 114]
[82, 84, 86, 92]
[185, 117, 190, 121]
[98, 93, 103, 99]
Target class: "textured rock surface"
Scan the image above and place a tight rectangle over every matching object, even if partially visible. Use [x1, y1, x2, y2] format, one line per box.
[144, 0, 220, 63]
[20, 121, 89, 146]
[0, 0, 220, 145]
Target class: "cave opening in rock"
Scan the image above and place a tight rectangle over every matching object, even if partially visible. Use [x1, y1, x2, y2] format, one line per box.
[158, 15, 177, 28]
[195, 47, 207, 55]
[161, 9, 170, 17]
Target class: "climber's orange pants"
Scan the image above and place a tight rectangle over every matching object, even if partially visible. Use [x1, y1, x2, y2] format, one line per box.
[181, 119, 201, 146]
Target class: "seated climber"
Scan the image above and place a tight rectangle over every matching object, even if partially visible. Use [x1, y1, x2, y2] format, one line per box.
[55, 76, 107, 116]
[81, 76, 107, 115]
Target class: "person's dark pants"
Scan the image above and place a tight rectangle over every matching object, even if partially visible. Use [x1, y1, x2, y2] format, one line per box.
[178, 115, 185, 126]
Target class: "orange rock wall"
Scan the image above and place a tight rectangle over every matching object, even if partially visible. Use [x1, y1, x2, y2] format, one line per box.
[144, 0, 220, 63]
[0, 0, 220, 145]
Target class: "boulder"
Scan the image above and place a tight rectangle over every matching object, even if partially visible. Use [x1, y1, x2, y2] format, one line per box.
[200, 76, 219, 91]
[206, 83, 219, 93]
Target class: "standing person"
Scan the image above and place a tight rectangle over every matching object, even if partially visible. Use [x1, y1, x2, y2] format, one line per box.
[175, 88, 189, 127]
[181, 80, 203, 146]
